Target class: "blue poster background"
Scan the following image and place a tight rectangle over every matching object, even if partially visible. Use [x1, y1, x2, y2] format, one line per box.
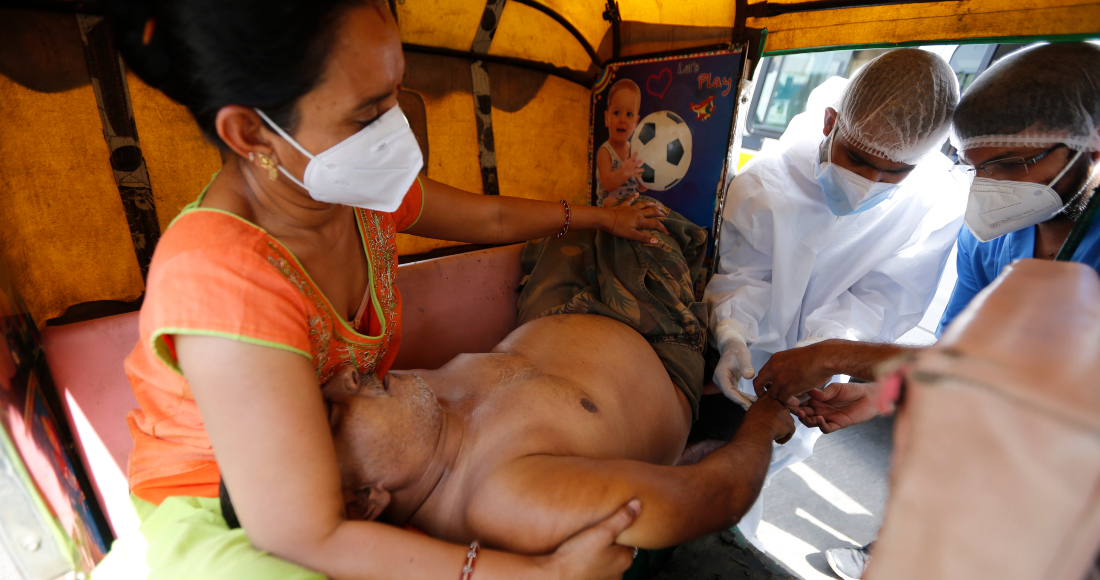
[590, 50, 742, 231]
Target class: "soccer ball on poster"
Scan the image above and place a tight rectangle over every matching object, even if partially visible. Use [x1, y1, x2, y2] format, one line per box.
[630, 111, 693, 191]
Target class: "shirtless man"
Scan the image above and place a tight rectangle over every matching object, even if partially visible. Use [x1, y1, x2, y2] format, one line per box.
[325, 313, 795, 553]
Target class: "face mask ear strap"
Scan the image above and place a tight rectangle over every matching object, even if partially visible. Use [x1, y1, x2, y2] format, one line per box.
[1048, 149, 1084, 188]
[826, 124, 841, 165]
[253, 108, 317, 162]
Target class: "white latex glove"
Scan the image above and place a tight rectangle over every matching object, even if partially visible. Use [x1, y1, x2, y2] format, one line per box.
[712, 320, 757, 410]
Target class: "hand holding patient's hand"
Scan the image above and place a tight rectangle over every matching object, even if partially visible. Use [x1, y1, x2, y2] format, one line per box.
[753, 341, 836, 404]
[746, 396, 795, 444]
[605, 192, 670, 244]
[792, 382, 880, 433]
[542, 499, 641, 580]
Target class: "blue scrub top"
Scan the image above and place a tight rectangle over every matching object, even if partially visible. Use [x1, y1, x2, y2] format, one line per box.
[936, 217, 1100, 336]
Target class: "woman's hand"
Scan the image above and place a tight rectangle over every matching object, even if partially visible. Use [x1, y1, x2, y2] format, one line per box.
[538, 500, 642, 580]
[605, 193, 670, 244]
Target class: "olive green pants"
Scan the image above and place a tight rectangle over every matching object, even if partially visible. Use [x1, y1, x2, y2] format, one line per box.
[92, 495, 325, 580]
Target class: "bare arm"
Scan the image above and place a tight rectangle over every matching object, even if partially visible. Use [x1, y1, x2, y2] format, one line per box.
[466, 398, 795, 552]
[404, 176, 668, 245]
[753, 339, 913, 403]
[176, 335, 639, 580]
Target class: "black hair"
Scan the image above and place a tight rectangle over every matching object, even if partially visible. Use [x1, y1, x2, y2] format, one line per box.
[108, 0, 368, 148]
[954, 42, 1100, 143]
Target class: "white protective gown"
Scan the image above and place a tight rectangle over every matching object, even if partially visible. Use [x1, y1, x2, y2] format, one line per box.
[706, 105, 968, 545]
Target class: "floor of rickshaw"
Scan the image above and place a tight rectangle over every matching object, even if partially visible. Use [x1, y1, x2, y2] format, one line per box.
[632, 414, 894, 580]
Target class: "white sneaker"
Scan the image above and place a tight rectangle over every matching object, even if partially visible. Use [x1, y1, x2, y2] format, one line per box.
[825, 543, 872, 580]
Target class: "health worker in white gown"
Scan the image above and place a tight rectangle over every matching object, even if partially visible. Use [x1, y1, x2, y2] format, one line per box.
[704, 48, 968, 546]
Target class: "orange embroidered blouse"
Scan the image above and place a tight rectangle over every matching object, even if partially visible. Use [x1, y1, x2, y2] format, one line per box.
[124, 178, 424, 505]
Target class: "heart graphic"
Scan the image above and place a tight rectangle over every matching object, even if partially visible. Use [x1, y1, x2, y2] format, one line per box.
[646, 68, 673, 99]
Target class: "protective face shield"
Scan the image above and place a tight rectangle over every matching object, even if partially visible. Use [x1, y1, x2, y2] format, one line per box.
[254, 106, 424, 212]
[963, 149, 1097, 242]
[814, 131, 901, 216]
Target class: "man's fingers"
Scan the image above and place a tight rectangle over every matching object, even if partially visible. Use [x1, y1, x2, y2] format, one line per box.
[805, 386, 833, 402]
[753, 382, 766, 398]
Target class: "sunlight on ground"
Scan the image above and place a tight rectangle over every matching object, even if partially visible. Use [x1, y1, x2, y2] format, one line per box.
[757, 521, 836, 580]
[789, 463, 871, 516]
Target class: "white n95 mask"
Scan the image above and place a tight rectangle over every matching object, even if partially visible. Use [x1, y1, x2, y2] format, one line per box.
[963, 149, 1085, 242]
[814, 131, 900, 216]
[254, 105, 424, 213]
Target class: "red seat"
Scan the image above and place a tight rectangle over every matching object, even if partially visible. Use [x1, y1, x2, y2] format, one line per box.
[42, 311, 141, 539]
[41, 243, 525, 539]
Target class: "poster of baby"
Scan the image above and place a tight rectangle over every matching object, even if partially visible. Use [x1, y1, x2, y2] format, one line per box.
[589, 49, 743, 231]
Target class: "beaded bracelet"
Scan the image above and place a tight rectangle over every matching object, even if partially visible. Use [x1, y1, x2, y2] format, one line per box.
[460, 540, 480, 580]
[556, 199, 571, 239]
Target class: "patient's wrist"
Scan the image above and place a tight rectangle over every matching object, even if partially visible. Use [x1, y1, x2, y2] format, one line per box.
[818, 339, 850, 376]
[828, 340, 910, 381]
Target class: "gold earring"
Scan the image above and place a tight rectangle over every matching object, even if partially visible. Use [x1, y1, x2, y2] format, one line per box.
[256, 152, 279, 181]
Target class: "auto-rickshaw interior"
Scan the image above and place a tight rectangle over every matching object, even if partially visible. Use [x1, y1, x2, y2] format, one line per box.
[0, 0, 1098, 578]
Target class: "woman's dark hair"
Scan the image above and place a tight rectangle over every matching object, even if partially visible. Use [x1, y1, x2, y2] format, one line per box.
[108, 0, 367, 148]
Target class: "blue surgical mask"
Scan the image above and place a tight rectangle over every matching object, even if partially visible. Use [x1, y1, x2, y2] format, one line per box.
[814, 131, 901, 216]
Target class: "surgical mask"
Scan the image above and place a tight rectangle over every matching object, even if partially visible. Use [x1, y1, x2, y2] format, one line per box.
[963, 149, 1090, 242]
[814, 131, 901, 216]
[254, 106, 424, 213]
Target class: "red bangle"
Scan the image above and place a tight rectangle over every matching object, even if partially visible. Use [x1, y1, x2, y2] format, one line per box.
[556, 199, 571, 239]
[460, 540, 480, 580]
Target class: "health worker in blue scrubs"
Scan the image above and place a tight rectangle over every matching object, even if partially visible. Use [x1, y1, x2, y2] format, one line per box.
[936, 41, 1100, 335]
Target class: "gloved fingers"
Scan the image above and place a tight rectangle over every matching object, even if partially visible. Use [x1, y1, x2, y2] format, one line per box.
[731, 341, 755, 380]
[728, 389, 757, 411]
[714, 365, 756, 411]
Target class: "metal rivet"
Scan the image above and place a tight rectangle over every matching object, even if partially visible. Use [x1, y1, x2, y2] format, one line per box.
[20, 534, 41, 552]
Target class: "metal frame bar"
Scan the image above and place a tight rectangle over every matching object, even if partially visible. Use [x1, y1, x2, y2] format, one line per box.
[402, 42, 596, 87]
[511, 0, 602, 67]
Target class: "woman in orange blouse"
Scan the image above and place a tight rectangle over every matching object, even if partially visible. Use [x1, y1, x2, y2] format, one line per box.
[106, 0, 668, 578]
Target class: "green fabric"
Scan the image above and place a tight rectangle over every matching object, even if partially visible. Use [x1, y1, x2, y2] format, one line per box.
[517, 198, 710, 419]
[92, 495, 325, 580]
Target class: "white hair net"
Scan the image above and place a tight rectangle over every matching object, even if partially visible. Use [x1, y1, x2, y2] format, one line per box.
[834, 48, 960, 164]
[951, 42, 1100, 153]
